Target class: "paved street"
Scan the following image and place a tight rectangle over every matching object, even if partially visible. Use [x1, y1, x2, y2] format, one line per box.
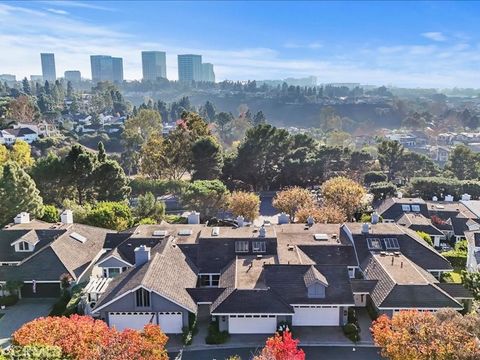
[0, 298, 55, 347]
[170, 346, 383, 360]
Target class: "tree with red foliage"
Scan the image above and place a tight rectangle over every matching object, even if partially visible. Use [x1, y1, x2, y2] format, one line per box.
[253, 330, 305, 360]
[12, 315, 168, 360]
[371, 309, 480, 360]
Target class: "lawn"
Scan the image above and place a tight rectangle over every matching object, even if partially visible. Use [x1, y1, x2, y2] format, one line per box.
[444, 269, 463, 283]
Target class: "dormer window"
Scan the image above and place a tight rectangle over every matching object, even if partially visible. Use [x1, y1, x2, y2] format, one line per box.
[401, 205, 411, 212]
[252, 241, 266, 253]
[235, 241, 249, 253]
[16, 241, 33, 252]
[307, 283, 326, 298]
[135, 288, 151, 308]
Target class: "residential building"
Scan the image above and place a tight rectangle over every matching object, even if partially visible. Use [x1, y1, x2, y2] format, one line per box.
[91, 55, 123, 83]
[40, 53, 56, 83]
[142, 51, 167, 81]
[0, 74, 16, 85]
[0, 127, 39, 145]
[201, 63, 215, 83]
[112, 57, 124, 83]
[64, 70, 81, 83]
[30, 75, 43, 82]
[178, 54, 202, 83]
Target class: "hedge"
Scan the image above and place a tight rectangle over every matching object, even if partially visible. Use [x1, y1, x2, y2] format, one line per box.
[442, 250, 467, 268]
[408, 177, 480, 200]
[130, 178, 188, 197]
[0, 295, 19, 307]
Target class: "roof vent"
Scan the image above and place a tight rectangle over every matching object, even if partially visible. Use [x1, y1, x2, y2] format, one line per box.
[70, 232, 87, 243]
[187, 211, 200, 224]
[397, 192, 403, 199]
[361, 223, 370, 234]
[61, 210, 73, 224]
[153, 230, 168, 237]
[259, 225, 266, 238]
[432, 196, 438, 202]
[236, 216, 244, 228]
[445, 194, 454, 202]
[278, 212, 289, 225]
[313, 233, 328, 241]
[14, 212, 30, 224]
[371, 212, 380, 224]
[306, 216, 315, 226]
[287, 245, 295, 251]
[211, 227, 220, 236]
[461, 193, 471, 201]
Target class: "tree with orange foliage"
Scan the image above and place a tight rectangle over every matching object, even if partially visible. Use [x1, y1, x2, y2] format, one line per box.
[253, 330, 305, 360]
[227, 191, 260, 221]
[296, 204, 347, 224]
[273, 187, 314, 222]
[12, 315, 168, 360]
[8, 95, 39, 123]
[321, 176, 365, 220]
[371, 309, 480, 360]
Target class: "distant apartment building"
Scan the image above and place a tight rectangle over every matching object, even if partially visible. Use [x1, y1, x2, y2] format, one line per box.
[178, 54, 203, 82]
[0, 74, 16, 85]
[64, 70, 81, 83]
[40, 53, 56, 82]
[90, 55, 123, 83]
[201, 63, 215, 83]
[142, 51, 167, 81]
[30, 75, 43, 82]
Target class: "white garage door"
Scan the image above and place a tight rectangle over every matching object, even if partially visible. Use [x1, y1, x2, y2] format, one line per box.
[109, 312, 156, 331]
[292, 306, 339, 326]
[158, 312, 183, 334]
[229, 315, 277, 334]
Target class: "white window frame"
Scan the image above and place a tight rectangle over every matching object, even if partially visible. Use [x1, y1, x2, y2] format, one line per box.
[252, 241, 266, 253]
[411, 205, 421, 212]
[102, 267, 122, 278]
[401, 204, 411, 212]
[235, 241, 249, 253]
[17, 241, 32, 252]
[199, 274, 220, 287]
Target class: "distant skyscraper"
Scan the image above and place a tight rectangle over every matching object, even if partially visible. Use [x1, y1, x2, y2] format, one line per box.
[30, 75, 43, 82]
[142, 51, 167, 81]
[112, 57, 124, 83]
[201, 63, 215, 83]
[64, 70, 81, 83]
[40, 53, 56, 82]
[178, 54, 202, 82]
[90, 55, 123, 83]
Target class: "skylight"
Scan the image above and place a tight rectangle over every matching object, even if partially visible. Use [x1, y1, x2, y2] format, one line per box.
[367, 238, 382, 250]
[153, 230, 168, 237]
[401, 204, 411, 211]
[313, 233, 329, 241]
[178, 229, 193, 236]
[384, 238, 400, 250]
[411, 205, 421, 212]
[70, 232, 87, 243]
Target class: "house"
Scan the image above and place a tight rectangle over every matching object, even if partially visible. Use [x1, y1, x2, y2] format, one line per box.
[85, 219, 472, 335]
[0, 127, 39, 145]
[0, 211, 113, 298]
[375, 197, 429, 222]
[466, 231, 480, 272]
[396, 213, 445, 247]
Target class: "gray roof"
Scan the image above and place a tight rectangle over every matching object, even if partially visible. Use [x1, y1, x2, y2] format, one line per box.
[299, 245, 357, 266]
[376, 197, 429, 220]
[381, 285, 463, 308]
[437, 283, 474, 299]
[263, 264, 354, 305]
[211, 289, 293, 314]
[94, 240, 198, 313]
[350, 279, 378, 293]
[0, 229, 62, 262]
[303, 265, 328, 287]
[186, 288, 225, 304]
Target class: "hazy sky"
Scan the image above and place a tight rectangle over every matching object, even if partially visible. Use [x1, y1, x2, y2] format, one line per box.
[1, 1, 480, 87]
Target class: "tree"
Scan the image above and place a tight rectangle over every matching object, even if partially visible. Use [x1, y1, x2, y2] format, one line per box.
[377, 140, 405, 181]
[273, 187, 314, 222]
[191, 136, 223, 180]
[446, 144, 479, 180]
[462, 271, 480, 300]
[134, 192, 165, 222]
[181, 180, 229, 220]
[97, 141, 107, 162]
[29, 153, 66, 205]
[416, 231, 433, 247]
[253, 330, 305, 360]
[296, 204, 347, 224]
[0, 144, 8, 165]
[64, 145, 97, 204]
[321, 177, 365, 220]
[363, 171, 387, 186]
[22, 77, 31, 95]
[371, 310, 480, 360]
[92, 160, 130, 202]
[227, 191, 260, 221]
[10, 140, 34, 167]
[11, 315, 169, 360]
[253, 111, 266, 126]
[85, 201, 133, 231]
[41, 205, 59, 223]
[139, 133, 165, 179]
[0, 162, 44, 225]
[9, 95, 38, 122]
[369, 181, 397, 201]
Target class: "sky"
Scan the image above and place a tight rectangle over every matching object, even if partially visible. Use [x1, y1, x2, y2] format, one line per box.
[1, 1, 480, 87]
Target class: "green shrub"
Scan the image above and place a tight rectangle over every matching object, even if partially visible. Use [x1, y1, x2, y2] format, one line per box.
[49, 292, 71, 316]
[205, 321, 229, 344]
[0, 295, 19, 307]
[40, 205, 59, 223]
[343, 323, 360, 342]
[182, 312, 198, 345]
[63, 283, 86, 316]
[364, 171, 387, 185]
[164, 214, 187, 224]
[442, 250, 467, 268]
[366, 300, 379, 320]
[347, 308, 357, 324]
[370, 182, 397, 200]
[130, 178, 188, 197]
[416, 231, 433, 247]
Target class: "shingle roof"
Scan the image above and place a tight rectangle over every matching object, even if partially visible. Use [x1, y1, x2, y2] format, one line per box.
[211, 289, 293, 314]
[263, 264, 354, 305]
[376, 197, 429, 220]
[437, 283, 473, 299]
[381, 285, 462, 308]
[299, 245, 357, 266]
[0, 229, 63, 262]
[350, 279, 378, 293]
[303, 265, 328, 287]
[186, 288, 225, 304]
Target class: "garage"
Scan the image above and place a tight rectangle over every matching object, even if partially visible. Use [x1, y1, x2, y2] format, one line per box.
[21, 282, 61, 298]
[157, 312, 183, 334]
[292, 306, 339, 326]
[109, 312, 157, 331]
[229, 315, 277, 334]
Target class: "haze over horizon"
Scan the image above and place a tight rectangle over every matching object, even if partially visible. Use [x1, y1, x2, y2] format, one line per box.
[1, 1, 480, 88]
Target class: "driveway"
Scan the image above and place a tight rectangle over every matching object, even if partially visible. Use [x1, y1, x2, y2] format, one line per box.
[0, 298, 56, 347]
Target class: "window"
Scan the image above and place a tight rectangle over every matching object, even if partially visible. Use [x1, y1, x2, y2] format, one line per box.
[18, 241, 30, 251]
[135, 288, 150, 307]
[235, 241, 249, 253]
[411, 205, 421, 212]
[199, 274, 220, 287]
[252, 241, 266, 253]
[103, 268, 121, 278]
[401, 205, 411, 211]
[367, 238, 382, 250]
[384, 238, 400, 250]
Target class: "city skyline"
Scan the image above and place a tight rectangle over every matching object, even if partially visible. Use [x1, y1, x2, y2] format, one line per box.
[1, 1, 480, 87]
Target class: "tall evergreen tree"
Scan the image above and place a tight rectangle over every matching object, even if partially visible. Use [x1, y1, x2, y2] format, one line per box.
[191, 136, 223, 180]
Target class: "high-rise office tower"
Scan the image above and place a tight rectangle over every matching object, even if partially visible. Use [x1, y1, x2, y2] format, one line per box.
[201, 63, 215, 83]
[142, 51, 167, 81]
[90, 55, 123, 83]
[41, 53, 56, 82]
[178, 54, 202, 82]
[112, 57, 124, 83]
[64, 70, 81, 83]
